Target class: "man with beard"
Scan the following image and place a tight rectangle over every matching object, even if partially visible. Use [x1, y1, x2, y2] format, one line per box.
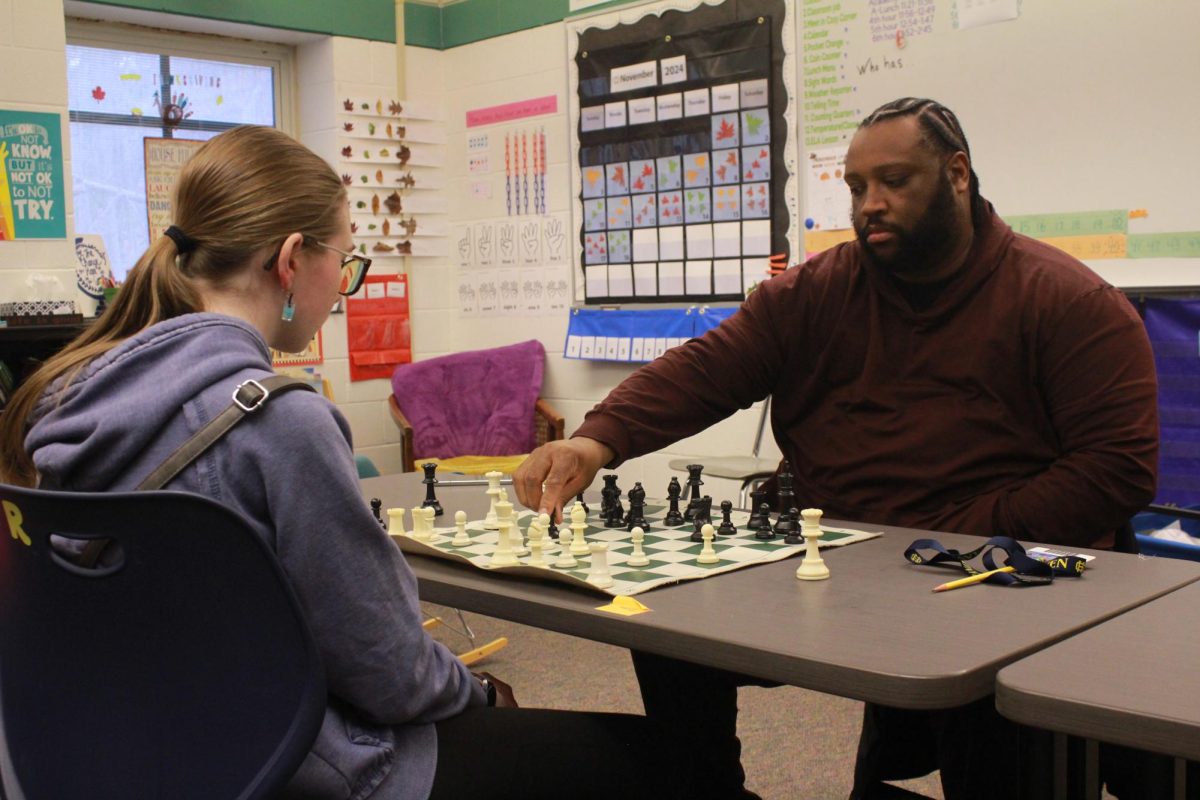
[514, 98, 1158, 798]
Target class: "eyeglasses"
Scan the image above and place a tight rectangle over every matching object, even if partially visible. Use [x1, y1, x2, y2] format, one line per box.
[303, 237, 373, 296]
[260, 236, 373, 296]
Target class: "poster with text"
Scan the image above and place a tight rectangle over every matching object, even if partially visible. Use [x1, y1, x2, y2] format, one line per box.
[144, 137, 206, 243]
[0, 110, 67, 239]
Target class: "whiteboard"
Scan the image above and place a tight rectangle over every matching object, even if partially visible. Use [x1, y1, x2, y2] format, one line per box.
[794, 0, 1200, 289]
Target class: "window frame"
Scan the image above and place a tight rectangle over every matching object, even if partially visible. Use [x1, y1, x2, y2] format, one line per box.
[64, 16, 296, 138]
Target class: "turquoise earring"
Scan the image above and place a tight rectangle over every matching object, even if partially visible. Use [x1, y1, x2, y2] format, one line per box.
[282, 293, 295, 322]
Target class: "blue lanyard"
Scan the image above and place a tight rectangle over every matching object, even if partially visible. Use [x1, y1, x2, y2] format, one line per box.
[904, 536, 1086, 586]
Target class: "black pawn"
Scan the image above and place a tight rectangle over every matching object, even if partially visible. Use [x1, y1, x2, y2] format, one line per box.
[753, 503, 776, 540]
[783, 507, 803, 545]
[576, 492, 590, 515]
[546, 516, 559, 540]
[717, 500, 737, 536]
[690, 514, 705, 543]
[775, 506, 800, 540]
[663, 477, 685, 527]
[420, 462, 444, 516]
[746, 487, 770, 530]
[370, 497, 385, 528]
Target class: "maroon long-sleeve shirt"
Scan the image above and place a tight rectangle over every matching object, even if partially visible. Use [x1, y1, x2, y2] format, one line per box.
[575, 208, 1158, 548]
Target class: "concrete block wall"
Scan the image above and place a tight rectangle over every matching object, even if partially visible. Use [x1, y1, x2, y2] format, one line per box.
[295, 36, 435, 475]
[438, 22, 781, 499]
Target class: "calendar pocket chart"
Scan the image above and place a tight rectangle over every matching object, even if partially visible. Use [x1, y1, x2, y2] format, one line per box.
[570, 5, 796, 304]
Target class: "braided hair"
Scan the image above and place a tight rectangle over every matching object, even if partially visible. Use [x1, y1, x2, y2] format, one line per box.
[859, 98, 986, 225]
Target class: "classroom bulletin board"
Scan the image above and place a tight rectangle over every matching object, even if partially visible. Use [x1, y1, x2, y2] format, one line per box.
[568, 0, 799, 306]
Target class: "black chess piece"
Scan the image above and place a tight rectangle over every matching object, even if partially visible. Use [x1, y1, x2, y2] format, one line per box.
[600, 474, 620, 519]
[697, 495, 713, 526]
[717, 500, 737, 536]
[546, 516, 559, 540]
[683, 464, 705, 521]
[775, 506, 799, 539]
[776, 460, 796, 519]
[746, 487, 770, 530]
[626, 482, 648, 532]
[604, 479, 624, 527]
[663, 477, 685, 526]
[754, 503, 776, 540]
[576, 492, 590, 515]
[420, 462, 444, 516]
[783, 507, 803, 545]
[690, 513, 705, 543]
[370, 497, 385, 528]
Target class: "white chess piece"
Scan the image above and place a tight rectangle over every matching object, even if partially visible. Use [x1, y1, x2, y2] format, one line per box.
[410, 507, 426, 540]
[627, 526, 650, 567]
[553, 524, 578, 568]
[537, 512, 557, 551]
[417, 507, 437, 542]
[484, 471, 503, 529]
[795, 508, 831, 581]
[527, 521, 547, 567]
[386, 507, 407, 537]
[697, 523, 720, 564]
[495, 500, 528, 556]
[569, 503, 590, 556]
[451, 510, 471, 547]
[586, 542, 614, 588]
[491, 513, 519, 567]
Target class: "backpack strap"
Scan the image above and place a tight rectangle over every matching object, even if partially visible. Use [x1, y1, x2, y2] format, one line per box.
[137, 375, 316, 491]
[75, 376, 316, 569]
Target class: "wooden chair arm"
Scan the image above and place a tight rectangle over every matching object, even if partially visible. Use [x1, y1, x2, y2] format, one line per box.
[534, 397, 565, 444]
[387, 394, 416, 472]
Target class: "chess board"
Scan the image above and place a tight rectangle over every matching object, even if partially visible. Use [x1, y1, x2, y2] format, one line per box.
[393, 502, 881, 597]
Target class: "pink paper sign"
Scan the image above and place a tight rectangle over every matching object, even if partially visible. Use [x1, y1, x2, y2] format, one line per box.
[466, 95, 559, 128]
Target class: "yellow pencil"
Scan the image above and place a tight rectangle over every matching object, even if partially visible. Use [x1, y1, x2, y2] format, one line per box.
[932, 565, 1015, 593]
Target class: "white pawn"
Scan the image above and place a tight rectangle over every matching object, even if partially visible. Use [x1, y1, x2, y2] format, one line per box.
[795, 508, 831, 581]
[586, 542, 614, 588]
[527, 520, 547, 567]
[697, 523, 720, 564]
[569, 503, 590, 556]
[553, 523, 578, 568]
[491, 514, 519, 567]
[451, 510, 471, 547]
[386, 507, 407, 537]
[627, 526, 650, 567]
[484, 470, 503, 529]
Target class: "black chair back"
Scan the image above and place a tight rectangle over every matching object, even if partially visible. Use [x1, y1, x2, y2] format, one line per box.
[0, 485, 325, 800]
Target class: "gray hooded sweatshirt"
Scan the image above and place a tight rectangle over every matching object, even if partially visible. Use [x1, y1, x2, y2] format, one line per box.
[25, 313, 484, 800]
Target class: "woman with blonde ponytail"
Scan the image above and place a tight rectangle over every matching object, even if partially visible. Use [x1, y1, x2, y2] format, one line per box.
[1, 126, 707, 800]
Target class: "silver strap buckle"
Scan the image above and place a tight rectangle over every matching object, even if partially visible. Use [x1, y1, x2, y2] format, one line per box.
[233, 379, 270, 412]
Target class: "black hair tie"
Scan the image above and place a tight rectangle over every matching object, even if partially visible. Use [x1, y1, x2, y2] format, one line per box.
[163, 225, 198, 255]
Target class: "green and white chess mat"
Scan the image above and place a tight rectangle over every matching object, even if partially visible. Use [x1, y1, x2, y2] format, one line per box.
[393, 502, 881, 597]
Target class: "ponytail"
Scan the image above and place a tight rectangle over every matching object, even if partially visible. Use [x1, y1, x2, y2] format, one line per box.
[0, 124, 345, 486]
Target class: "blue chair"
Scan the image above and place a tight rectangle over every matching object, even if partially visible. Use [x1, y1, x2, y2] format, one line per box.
[1132, 503, 1200, 563]
[0, 484, 325, 799]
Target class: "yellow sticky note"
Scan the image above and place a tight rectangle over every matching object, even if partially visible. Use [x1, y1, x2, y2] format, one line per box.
[596, 595, 650, 616]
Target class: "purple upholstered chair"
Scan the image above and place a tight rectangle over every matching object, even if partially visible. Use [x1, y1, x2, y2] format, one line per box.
[388, 340, 564, 473]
